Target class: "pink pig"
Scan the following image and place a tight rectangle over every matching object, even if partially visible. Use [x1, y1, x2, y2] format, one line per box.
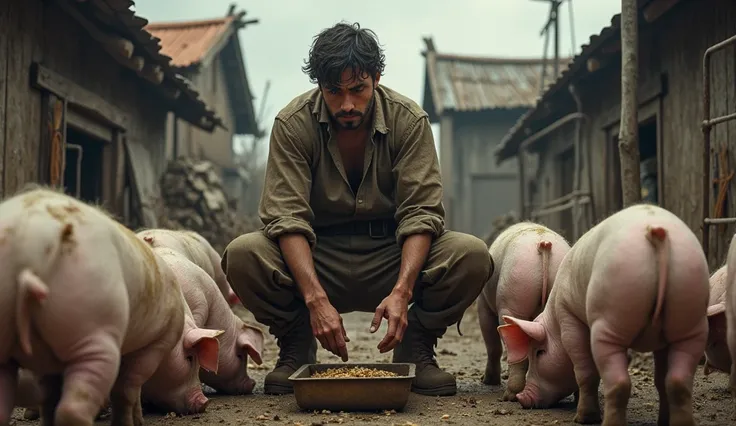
[16, 369, 109, 421]
[498, 204, 709, 425]
[704, 265, 730, 376]
[0, 187, 206, 426]
[137, 228, 240, 306]
[477, 222, 570, 401]
[156, 246, 265, 395]
[140, 279, 224, 415]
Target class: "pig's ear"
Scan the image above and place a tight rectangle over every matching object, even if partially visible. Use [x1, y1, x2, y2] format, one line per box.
[237, 324, 264, 365]
[707, 302, 726, 317]
[497, 316, 546, 364]
[184, 328, 224, 374]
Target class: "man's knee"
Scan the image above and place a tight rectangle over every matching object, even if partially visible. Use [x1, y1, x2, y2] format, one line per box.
[222, 231, 280, 288]
[441, 231, 494, 293]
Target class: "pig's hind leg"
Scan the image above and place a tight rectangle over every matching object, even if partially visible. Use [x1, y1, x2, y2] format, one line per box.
[590, 321, 632, 426]
[477, 293, 502, 386]
[559, 316, 601, 424]
[39, 375, 62, 426]
[0, 363, 19, 425]
[53, 331, 122, 426]
[110, 342, 171, 426]
[656, 319, 707, 426]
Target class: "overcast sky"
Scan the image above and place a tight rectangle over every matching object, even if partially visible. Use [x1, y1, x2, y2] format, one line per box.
[133, 0, 622, 162]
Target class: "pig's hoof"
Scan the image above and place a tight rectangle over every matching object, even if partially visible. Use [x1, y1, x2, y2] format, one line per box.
[502, 389, 518, 402]
[23, 408, 40, 420]
[573, 410, 601, 424]
[481, 370, 500, 385]
[54, 406, 95, 426]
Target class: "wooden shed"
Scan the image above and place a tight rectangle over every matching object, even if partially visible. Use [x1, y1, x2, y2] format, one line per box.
[494, 0, 736, 268]
[421, 37, 569, 238]
[0, 0, 222, 228]
[146, 5, 261, 214]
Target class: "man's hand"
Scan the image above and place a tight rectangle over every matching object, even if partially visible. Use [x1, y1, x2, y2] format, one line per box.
[307, 297, 350, 361]
[370, 290, 411, 353]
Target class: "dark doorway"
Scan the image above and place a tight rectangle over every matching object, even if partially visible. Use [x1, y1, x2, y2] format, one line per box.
[64, 126, 104, 204]
[638, 118, 658, 205]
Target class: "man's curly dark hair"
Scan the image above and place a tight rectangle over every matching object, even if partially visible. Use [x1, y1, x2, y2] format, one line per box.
[302, 21, 386, 87]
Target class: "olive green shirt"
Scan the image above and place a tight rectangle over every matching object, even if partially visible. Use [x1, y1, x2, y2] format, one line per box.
[258, 84, 445, 248]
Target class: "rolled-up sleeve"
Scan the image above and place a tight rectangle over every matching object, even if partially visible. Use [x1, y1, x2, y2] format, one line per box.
[258, 118, 317, 248]
[392, 114, 446, 246]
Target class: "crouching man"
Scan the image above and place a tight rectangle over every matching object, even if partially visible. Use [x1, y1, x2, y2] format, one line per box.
[222, 22, 493, 397]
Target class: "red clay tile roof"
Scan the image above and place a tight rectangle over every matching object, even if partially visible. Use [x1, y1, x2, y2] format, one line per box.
[146, 17, 234, 68]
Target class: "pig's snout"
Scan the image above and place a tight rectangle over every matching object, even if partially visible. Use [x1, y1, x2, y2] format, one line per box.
[187, 391, 210, 414]
[516, 391, 534, 409]
[515, 382, 542, 409]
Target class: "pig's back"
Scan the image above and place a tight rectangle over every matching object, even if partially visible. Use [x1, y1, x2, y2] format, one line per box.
[584, 204, 708, 347]
[141, 230, 215, 278]
[489, 223, 569, 309]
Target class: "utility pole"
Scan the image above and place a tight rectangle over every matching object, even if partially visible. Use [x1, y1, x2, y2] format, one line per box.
[533, 0, 575, 94]
[618, 0, 641, 207]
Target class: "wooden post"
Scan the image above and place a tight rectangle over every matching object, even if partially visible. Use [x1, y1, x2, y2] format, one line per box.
[618, 0, 641, 207]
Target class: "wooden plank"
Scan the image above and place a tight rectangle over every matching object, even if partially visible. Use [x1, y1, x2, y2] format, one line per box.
[643, 0, 681, 23]
[67, 107, 114, 142]
[25, 0, 43, 187]
[38, 92, 66, 185]
[4, 0, 40, 194]
[0, 0, 9, 196]
[600, 73, 668, 129]
[124, 137, 158, 228]
[30, 62, 129, 129]
[113, 131, 126, 217]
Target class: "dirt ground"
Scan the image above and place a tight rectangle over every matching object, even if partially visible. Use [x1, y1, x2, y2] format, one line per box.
[12, 302, 736, 426]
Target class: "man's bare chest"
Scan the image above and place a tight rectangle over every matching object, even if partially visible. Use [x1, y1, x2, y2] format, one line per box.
[336, 134, 368, 190]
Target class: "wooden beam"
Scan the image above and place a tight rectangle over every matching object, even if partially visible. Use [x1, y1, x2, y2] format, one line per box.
[618, 0, 642, 207]
[139, 64, 164, 85]
[643, 0, 681, 22]
[31, 62, 128, 129]
[103, 36, 134, 59]
[103, 0, 134, 11]
[159, 84, 181, 100]
[55, 0, 147, 76]
[129, 56, 144, 71]
[235, 18, 259, 29]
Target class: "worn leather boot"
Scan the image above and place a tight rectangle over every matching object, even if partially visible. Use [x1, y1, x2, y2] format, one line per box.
[264, 320, 318, 395]
[392, 321, 457, 396]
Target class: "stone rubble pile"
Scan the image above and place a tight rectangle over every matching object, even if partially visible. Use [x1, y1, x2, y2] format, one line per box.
[157, 158, 261, 253]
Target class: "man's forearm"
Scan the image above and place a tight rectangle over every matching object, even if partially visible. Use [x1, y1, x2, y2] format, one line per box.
[393, 233, 433, 299]
[278, 233, 328, 308]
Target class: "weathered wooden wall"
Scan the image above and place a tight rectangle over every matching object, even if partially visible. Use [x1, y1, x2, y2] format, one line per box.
[449, 109, 525, 237]
[522, 0, 736, 267]
[166, 49, 236, 168]
[0, 0, 168, 199]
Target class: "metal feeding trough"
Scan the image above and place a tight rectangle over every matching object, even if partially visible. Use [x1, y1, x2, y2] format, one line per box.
[287, 363, 416, 412]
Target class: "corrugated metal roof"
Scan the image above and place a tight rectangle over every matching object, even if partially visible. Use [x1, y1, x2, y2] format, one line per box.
[494, 14, 623, 164]
[146, 17, 234, 68]
[423, 52, 572, 119]
[63, 0, 222, 131]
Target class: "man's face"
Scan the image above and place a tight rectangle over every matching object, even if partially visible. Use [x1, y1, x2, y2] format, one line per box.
[321, 69, 380, 130]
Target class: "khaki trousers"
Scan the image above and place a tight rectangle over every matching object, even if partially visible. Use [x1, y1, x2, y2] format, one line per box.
[221, 229, 493, 339]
